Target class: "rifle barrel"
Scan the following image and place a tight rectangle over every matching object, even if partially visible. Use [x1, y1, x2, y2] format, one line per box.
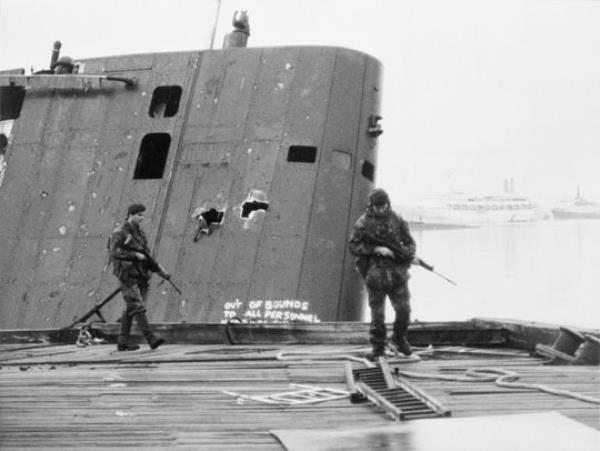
[415, 257, 457, 286]
[166, 277, 182, 294]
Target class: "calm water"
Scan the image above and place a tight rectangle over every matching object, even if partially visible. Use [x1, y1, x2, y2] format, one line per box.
[380, 219, 600, 329]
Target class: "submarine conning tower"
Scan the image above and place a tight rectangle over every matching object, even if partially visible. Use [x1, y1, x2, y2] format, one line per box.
[0, 41, 383, 328]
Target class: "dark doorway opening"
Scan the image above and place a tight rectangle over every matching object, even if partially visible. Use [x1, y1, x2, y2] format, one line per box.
[133, 133, 171, 179]
[0, 86, 26, 120]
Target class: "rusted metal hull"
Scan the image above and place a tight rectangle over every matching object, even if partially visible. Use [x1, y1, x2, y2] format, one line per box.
[0, 46, 382, 328]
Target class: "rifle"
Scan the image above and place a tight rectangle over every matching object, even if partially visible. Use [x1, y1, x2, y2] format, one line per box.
[367, 236, 457, 286]
[65, 287, 122, 329]
[128, 247, 183, 295]
[412, 257, 457, 286]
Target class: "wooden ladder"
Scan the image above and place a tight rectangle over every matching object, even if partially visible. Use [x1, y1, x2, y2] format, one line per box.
[346, 359, 451, 421]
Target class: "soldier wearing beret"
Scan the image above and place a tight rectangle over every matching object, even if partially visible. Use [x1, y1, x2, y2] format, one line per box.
[109, 203, 169, 351]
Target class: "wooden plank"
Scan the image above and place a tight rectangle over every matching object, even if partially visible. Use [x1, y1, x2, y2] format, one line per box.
[1, 341, 599, 450]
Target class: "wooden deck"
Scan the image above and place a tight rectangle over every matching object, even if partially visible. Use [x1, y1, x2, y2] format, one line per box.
[0, 340, 598, 449]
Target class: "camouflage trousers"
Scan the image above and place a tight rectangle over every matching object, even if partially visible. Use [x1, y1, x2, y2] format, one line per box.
[367, 282, 411, 351]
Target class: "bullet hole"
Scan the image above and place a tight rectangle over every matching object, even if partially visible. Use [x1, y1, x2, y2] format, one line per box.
[192, 207, 224, 242]
[241, 201, 269, 218]
[201, 208, 224, 225]
[240, 189, 269, 221]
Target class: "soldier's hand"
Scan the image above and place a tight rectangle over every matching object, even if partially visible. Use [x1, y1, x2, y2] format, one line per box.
[161, 272, 171, 280]
[374, 246, 395, 258]
[134, 252, 146, 261]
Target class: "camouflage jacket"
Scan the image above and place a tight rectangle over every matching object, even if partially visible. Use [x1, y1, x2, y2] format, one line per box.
[109, 221, 152, 283]
[348, 207, 416, 290]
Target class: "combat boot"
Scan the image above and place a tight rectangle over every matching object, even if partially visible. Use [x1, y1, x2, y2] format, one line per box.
[134, 312, 165, 350]
[150, 338, 165, 350]
[365, 347, 386, 362]
[390, 337, 412, 356]
[117, 343, 140, 351]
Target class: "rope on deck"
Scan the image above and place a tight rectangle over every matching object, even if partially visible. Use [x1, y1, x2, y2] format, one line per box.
[275, 346, 524, 367]
[275, 346, 600, 404]
[396, 367, 600, 405]
[276, 347, 377, 367]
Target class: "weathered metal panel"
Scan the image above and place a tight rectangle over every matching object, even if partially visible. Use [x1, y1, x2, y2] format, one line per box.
[159, 160, 235, 322]
[185, 49, 260, 141]
[0, 52, 200, 328]
[97, 52, 197, 243]
[0, 236, 18, 289]
[19, 144, 64, 238]
[208, 50, 262, 142]
[0, 237, 39, 327]
[19, 282, 60, 327]
[299, 49, 375, 321]
[69, 92, 110, 132]
[44, 147, 98, 239]
[243, 48, 336, 320]
[0, 143, 40, 235]
[339, 55, 383, 319]
[81, 145, 132, 236]
[41, 96, 78, 148]
[7, 92, 51, 144]
[32, 238, 73, 283]
[0, 46, 383, 328]
[102, 54, 154, 72]
[282, 48, 336, 142]
[244, 47, 300, 142]
[63, 238, 112, 310]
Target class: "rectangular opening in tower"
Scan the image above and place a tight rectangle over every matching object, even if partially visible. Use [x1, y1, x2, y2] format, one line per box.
[133, 133, 171, 179]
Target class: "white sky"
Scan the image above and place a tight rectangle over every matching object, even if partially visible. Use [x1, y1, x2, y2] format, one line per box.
[1, 0, 599, 206]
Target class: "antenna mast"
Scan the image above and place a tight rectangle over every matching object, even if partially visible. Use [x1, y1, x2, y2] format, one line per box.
[209, 0, 222, 49]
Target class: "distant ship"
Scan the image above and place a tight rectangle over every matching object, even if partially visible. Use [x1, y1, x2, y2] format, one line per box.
[551, 188, 600, 219]
[399, 180, 541, 227]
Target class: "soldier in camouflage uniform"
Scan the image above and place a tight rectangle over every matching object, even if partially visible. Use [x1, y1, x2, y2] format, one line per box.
[110, 204, 169, 351]
[348, 188, 416, 360]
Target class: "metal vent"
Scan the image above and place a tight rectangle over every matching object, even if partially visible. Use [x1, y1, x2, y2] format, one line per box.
[346, 359, 451, 421]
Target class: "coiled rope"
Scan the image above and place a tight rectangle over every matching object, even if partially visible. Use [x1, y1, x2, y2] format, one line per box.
[276, 347, 600, 405]
[396, 367, 600, 405]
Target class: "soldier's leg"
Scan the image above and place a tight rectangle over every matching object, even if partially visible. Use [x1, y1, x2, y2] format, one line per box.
[389, 282, 412, 356]
[117, 283, 141, 351]
[117, 310, 132, 345]
[368, 288, 387, 357]
[132, 282, 164, 350]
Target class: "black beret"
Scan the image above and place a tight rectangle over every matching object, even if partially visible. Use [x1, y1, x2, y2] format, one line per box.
[127, 203, 146, 216]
